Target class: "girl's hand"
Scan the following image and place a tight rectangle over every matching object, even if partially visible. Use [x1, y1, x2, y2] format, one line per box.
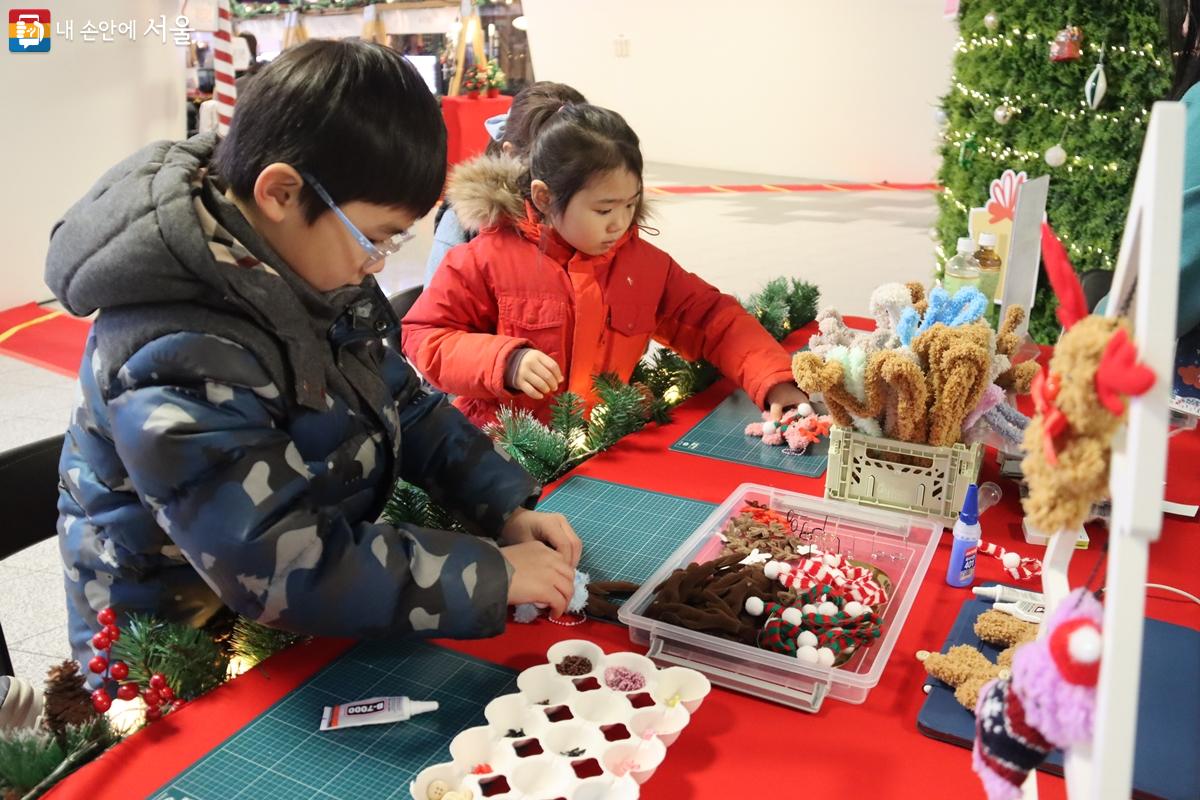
[500, 508, 582, 567]
[765, 383, 811, 422]
[514, 350, 564, 400]
[501, 541, 576, 618]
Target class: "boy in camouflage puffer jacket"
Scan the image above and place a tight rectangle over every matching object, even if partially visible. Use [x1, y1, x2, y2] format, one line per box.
[43, 40, 581, 677]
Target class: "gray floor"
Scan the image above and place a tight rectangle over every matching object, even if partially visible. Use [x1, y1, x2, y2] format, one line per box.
[0, 161, 939, 692]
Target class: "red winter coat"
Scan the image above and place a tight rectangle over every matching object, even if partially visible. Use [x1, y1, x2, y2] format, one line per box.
[402, 155, 794, 427]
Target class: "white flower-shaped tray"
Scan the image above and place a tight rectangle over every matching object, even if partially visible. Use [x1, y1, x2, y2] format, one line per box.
[410, 640, 711, 800]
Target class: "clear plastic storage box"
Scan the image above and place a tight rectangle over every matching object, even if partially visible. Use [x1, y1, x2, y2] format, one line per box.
[619, 484, 941, 712]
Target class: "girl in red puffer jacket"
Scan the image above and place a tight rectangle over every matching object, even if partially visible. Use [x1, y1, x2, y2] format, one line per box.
[403, 103, 807, 428]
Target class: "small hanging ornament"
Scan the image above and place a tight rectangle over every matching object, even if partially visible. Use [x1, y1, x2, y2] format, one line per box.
[934, 107, 949, 128]
[992, 105, 1013, 125]
[1045, 143, 1068, 168]
[1050, 25, 1084, 62]
[983, 11, 999, 31]
[1085, 50, 1107, 110]
[959, 134, 980, 168]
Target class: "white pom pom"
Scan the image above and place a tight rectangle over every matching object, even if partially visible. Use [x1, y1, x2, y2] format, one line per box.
[744, 596, 765, 616]
[781, 607, 804, 627]
[816, 648, 836, 667]
[843, 601, 865, 617]
[802, 604, 818, 615]
[797, 630, 818, 648]
[817, 601, 839, 616]
[763, 562, 781, 580]
[762, 421, 777, 435]
[796, 645, 819, 664]
[797, 402, 814, 418]
[1068, 625, 1103, 664]
[1001, 552, 1021, 570]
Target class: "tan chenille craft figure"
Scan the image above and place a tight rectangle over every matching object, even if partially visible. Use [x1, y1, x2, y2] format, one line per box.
[918, 610, 1040, 710]
[1020, 225, 1156, 534]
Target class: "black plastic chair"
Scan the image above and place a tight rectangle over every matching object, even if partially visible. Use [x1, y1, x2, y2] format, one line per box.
[0, 435, 64, 677]
[1080, 269, 1115, 313]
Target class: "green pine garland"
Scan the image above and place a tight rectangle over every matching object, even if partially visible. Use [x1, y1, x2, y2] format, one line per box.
[548, 391, 586, 443]
[383, 481, 465, 532]
[486, 408, 570, 485]
[741, 278, 820, 341]
[936, 0, 1172, 343]
[110, 615, 228, 701]
[0, 718, 116, 800]
[230, 618, 307, 671]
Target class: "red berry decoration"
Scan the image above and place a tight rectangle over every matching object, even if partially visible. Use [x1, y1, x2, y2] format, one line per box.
[91, 689, 112, 713]
[170, 699, 187, 712]
[143, 688, 162, 708]
[117, 682, 140, 701]
[91, 632, 111, 651]
[104, 624, 121, 642]
[145, 705, 162, 722]
[159, 685, 175, 702]
[110, 660, 129, 680]
[97, 608, 116, 626]
[149, 673, 167, 690]
[88, 655, 108, 674]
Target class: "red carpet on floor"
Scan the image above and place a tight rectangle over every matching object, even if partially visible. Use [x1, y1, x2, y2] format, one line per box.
[0, 303, 90, 377]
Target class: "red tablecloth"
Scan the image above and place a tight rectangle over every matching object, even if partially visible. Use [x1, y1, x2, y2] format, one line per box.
[442, 94, 512, 170]
[47, 323, 1200, 800]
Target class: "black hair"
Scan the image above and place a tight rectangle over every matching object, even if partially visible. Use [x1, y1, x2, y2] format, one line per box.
[214, 39, 446, 223]
[237, 32, 257, 62]
[527, 104, 647, 225]
[484, 81, 587, 158]
[1163, 0, 1200, 99]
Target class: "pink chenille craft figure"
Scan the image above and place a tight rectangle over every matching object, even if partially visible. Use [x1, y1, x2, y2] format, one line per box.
[745, 404, 833, 454]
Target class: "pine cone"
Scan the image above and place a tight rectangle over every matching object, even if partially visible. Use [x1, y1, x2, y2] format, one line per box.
[42, 660, 97, 736]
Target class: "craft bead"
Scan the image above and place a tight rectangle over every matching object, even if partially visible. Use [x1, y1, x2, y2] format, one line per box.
[797, 630, 819, 648]
[816, 648, 836, 667]
[427, 780, 450, 800]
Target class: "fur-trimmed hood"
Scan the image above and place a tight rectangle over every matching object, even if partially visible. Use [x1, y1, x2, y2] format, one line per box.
[445, 154, 527, 233]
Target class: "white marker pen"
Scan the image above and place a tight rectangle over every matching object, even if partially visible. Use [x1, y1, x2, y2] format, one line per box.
[319, 696, 438, 732]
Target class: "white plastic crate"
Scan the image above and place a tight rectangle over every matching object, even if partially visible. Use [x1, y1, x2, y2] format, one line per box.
[825, 426, 983, 527]
[619, 484, 940, 712]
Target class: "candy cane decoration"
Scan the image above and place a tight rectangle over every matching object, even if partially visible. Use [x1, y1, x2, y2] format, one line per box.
[979, 541, 1043, 581]
[213, 0, 237, 137]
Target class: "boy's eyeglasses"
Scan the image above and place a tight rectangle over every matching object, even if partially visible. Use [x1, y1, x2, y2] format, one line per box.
[301, 171, 414, 265]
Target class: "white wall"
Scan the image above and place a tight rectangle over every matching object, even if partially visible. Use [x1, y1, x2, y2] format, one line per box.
[0, 0, 185, 309]
[523, 0, 956, 183]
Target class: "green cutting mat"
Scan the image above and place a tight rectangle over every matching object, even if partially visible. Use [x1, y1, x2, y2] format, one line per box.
[669, 390, 829, 477]
[151, 641, 515, 800]
[538, 477, 716, 585]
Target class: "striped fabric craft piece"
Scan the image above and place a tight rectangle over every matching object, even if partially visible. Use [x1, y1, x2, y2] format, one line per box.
[213, 0, 236, 136]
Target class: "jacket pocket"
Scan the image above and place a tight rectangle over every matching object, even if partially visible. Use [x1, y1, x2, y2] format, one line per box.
[601, 302, 658, 380]
[498, 294, 569, 332]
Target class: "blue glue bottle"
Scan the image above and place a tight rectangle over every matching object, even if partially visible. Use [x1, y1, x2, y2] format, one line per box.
[946, 484, 981, 588]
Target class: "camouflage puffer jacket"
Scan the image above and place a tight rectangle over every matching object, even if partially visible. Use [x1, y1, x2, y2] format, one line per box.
[44, 135, 538, 675]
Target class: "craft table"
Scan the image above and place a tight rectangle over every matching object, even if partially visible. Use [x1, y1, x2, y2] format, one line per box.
[45, 322, 1200, 800]
[442, 95, 512, 170]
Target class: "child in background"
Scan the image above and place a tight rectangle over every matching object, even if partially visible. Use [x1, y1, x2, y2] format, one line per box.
[403, 103, 808, 427]
[45, 41, 580, 678]
[424, 81, 587, 287]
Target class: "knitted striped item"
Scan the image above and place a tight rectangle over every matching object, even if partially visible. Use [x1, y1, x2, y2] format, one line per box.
[972, 677, 1054, 800]
[774, 555, 888, 606]
[758, 589, 882, 658]
[978, 542, 1042, 581]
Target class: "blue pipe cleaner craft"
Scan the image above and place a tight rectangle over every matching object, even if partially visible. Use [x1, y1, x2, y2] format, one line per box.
[897, 286, 989, 347]
[514, 570, 590, 623]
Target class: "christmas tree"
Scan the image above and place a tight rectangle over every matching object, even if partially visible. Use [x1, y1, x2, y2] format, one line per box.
[936, 1, 1172, 342]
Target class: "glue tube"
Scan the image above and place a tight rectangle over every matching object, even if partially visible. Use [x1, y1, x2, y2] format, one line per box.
[319, 696, 438, 732]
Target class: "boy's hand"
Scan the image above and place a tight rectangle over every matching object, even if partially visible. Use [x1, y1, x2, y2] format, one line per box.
[766, 383, 811, 422]
[513, 350, 563, 400]
[502, 541, 576, 618]
[500, 508, 582, 567]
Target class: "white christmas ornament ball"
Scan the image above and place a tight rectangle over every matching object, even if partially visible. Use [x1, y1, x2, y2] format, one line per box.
[816, 647, 836, 667]
[797, 630, 819, 648]
[796, 646, 820, 665]
[745, 596, 765, 616]
[993, 105, 1013, 125]
[1045, 144, 1068, 168]
[781, 607, 805, 627]
[817, 601, 839, 616]
[802, 604, 818, 615]
[1001, 552, 1021, 570]
[984, 11, 999, 31]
